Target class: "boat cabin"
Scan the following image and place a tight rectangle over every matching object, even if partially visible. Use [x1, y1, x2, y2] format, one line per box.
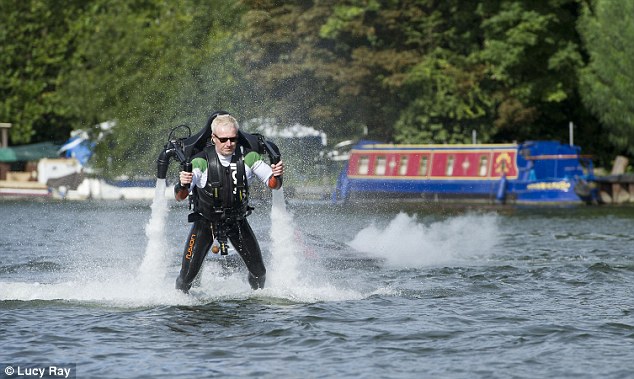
[333, 140, 596, 204]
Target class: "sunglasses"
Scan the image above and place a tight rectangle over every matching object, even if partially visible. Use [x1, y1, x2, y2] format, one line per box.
[213, 134, 238, 143]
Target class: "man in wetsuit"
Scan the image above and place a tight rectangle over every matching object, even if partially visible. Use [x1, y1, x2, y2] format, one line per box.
[173, 114, 284, 293]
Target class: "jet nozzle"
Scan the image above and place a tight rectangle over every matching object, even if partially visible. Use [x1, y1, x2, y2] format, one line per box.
[156, 148, 171, 179]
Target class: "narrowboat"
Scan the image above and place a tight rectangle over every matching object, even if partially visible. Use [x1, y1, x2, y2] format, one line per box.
[332, 140, 597, 204]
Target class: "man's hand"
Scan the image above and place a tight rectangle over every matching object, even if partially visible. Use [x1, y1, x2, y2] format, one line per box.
[267, 160, 284, 189]
[175, 171, 193, 201]
[179, 171, 193, 186]
[271, 160, 284, 177]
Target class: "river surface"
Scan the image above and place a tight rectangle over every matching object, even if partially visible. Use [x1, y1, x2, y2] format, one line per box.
[1, 186, 634, 379]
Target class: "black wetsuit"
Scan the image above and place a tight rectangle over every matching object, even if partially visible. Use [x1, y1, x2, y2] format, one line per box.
[175, 147, 267, 292]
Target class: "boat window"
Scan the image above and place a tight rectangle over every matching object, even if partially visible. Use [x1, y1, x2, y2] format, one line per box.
[358, 156, 370, 175]
[446, 155, 455, 176]
[399, 156, 408, 175]
[375, 156, 386, 175]
[419, 156, 428, 176]
[479, 155, 488, 176]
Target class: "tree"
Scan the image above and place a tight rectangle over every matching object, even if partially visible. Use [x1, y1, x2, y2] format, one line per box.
[0, 0, 87, 144]
[579, 0, 634, 156]
[391, 1, 495, 144]
[1, 0, 620, 175]
[238, 1, 358, 138]
[56, 0, 248, 176]
[239, 0, 493, 143]
[477, 0, 594, 143]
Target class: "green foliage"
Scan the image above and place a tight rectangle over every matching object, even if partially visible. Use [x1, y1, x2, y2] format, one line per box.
[477, 0, 591, 143]
[0, 0, 627, 177]
[1, 0, 249, 176]
[391, 2, 495, 144]
[57, 0, 247, 176]
[239, 1, 343, 134]
[240, 1, 436, 141]
[239, 0, 598, 148]
[579, 0, 634, 155]
[395, 50, 494, 144]
[0, 0, 86, 144]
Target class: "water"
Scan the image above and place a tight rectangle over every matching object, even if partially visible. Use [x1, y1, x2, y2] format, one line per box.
[1, 190, 634, 379]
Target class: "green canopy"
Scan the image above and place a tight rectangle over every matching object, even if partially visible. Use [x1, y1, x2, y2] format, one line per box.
[0, 142, 61, 162]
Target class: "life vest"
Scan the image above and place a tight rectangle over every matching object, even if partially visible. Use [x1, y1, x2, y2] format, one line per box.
[191, 146, 250, 223]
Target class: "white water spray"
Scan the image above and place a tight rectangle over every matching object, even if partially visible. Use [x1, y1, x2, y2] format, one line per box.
[265, 188, 368, 302]
[0, 179, 193, 306]
[268, 188, 300, 287]
[0, 181, 368, 305]
[138, 179, 170, 285]
[349, 212, 500, 268]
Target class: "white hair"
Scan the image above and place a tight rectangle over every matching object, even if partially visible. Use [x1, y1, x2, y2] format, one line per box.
[211, 114, 239, 134]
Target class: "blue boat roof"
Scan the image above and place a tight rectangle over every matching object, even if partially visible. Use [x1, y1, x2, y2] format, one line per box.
[351, 140, 583, 154]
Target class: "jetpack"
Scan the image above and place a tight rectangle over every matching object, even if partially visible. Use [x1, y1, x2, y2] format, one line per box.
[156, 111, 282, 256]
[156, 111, 281, 179]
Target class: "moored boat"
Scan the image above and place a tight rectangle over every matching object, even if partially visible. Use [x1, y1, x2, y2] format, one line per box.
[332, 140, 597, 205]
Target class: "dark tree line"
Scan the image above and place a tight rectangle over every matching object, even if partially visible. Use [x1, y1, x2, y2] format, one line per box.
[0, 0, 631, 176]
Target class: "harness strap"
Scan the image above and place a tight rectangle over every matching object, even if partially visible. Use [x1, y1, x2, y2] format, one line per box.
[205, 146, 223, 209]
[235, 153, 246, 201]
[192, 147, 249, 222]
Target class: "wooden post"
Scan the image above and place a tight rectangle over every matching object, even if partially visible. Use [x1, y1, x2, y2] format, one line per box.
[0, 123, 11, 148]
[611, 156, 629, 203]
[611, 156, 629, 175]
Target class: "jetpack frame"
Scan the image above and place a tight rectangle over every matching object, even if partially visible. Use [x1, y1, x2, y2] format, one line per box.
[156, 111, 281, 179]
[156, 111, 282, 256]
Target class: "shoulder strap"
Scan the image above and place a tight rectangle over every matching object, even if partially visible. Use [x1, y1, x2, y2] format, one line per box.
[204, 147, 221, 189]
[232, 154, 246, 191]
[204, 146, 223, 208]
